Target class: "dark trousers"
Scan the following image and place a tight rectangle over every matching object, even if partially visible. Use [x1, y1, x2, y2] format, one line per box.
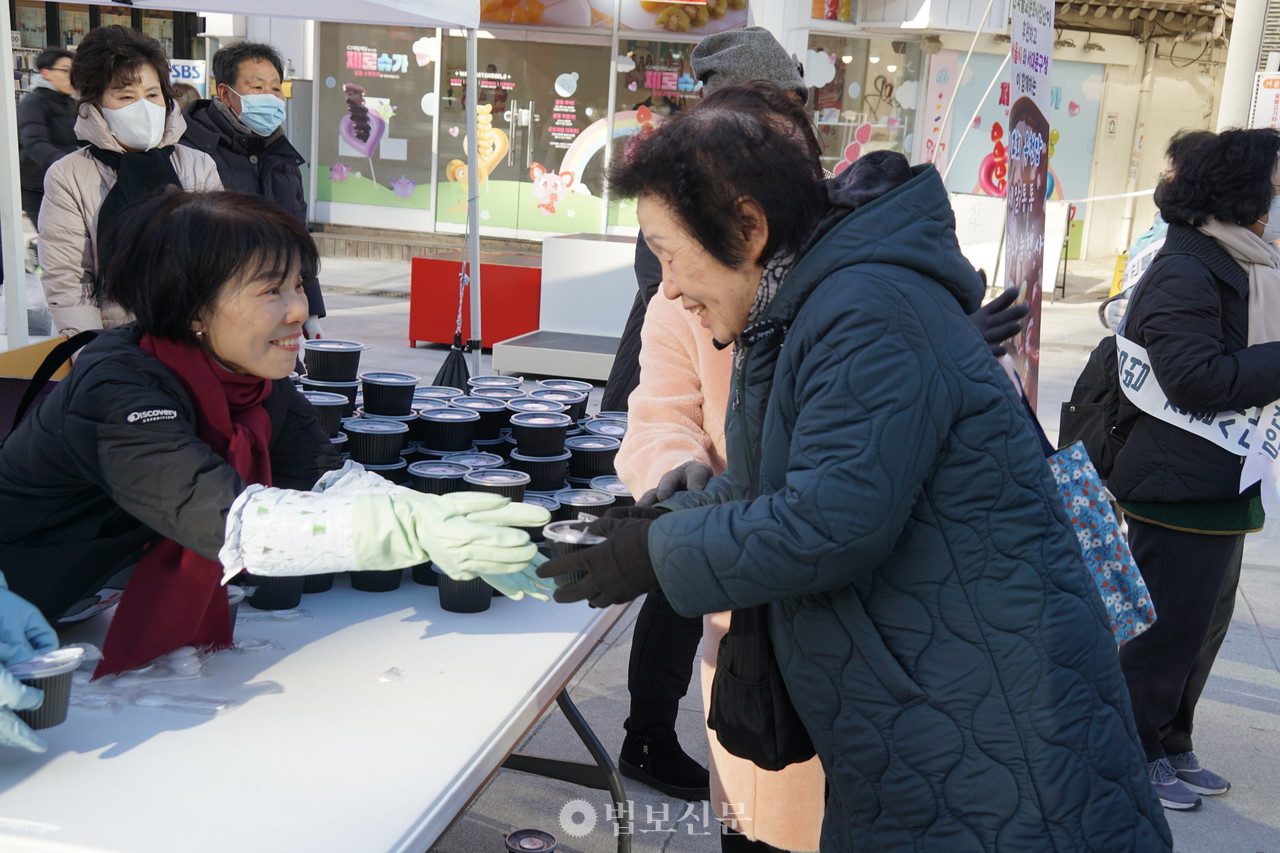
[720, 825, 786, 853]
[1118, 517, 1245, 762]
[21, 189, 42, 226]
[625, 585, 704, 735]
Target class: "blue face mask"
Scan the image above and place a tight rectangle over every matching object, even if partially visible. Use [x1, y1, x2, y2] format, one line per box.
[228, 87, 285, 136]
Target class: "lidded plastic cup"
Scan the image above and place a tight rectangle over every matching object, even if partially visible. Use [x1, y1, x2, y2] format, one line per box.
[363, 457, 409, 484]
[417, 406, 479, 452]
[505, 828, 559, 852]
[442, 450, 504, 470]
[343, 418, 409, 465]
[413, 385, 464, 404]
[359, 371, 419, 416]
[565, 435, 621, 480]
[521, 494, 561, 542]
[301, 339, 367, 382]
[10, 646, 85, 730]
[301, 390, 348, 438]
[528, 388, 588, 421]
[436, 571, 492, 613]
[537, 378, 593, 394]
[300, 377, 359, 417]
[589, 474, 635, 507]
[463, 468, 531, 501]
[554, 488, 616, 521]
[542, 520, 607, 584]
[449, 395, 510, 440]
[583, 418, 627, 439]
[408, 460, 472, 495]
[509, 449, 572, 492]
[472, 387, 524, 403]
[467, 374, 523, 390]
[510, 411, 573, 456]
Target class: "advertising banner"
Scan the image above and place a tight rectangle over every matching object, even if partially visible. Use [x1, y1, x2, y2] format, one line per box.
[1004, 0, 1052, 407]
[1249, 71, 1280, 129]
[170, 59, 207, 97]
[477, 0, 748, 34]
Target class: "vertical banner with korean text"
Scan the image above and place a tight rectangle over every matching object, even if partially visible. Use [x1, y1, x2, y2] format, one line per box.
[1005, 0, 1052, 406]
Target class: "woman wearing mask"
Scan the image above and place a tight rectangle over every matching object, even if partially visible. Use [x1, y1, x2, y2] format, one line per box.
[39, 25, 222, 338]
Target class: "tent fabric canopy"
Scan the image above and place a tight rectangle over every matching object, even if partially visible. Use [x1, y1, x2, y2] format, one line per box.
[59, 0, 477, 28]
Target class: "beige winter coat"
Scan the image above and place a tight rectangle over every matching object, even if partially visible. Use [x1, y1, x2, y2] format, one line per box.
[615, 290, 826, 852]
[38, 104, 222, 337]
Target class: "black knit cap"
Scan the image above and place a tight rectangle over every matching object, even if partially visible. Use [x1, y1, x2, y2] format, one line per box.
[691, 27, 808, 104]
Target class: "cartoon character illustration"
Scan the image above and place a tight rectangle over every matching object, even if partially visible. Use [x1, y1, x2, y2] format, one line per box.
[529, 163, 576, 214]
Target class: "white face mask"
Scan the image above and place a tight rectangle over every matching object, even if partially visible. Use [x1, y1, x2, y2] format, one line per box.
[1260, 196, 1280, 243]
[101, 99, 167, 151]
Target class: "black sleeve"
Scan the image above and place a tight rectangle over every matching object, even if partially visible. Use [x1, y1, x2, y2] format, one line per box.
[600, 236, 664, 412]
[301, 272, 326, 319]
[268, 382, 343, 490]
[18, 96, 77, 176]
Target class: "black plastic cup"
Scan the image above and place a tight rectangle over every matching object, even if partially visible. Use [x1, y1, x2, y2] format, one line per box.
[360, 371, 419, 416]
[449, 396, 510, 440]
[357, 408, 419, 443]
[505, 828, 558, 853]
[343, 418, 409, 465]
[301, 390, 349, 438]
[471, 387, 524, 404]
[301, 377, 359, 417]
[408, 460, 472, 494]
[363, 458, 409, 484]
[509, 410, 573, 456]
[555, 488, 616, 521]
[473, 437, 512, 461]
[590, 475, 635, 507]
[302, 339, 367, 382]
[417, 407, 479, 451]
[303, 573, 335, 593]
[521, 494, 561, 542]
[442, 450, 504, 470]
[583, 418, 627, 440]
[330, 433, 349, 455]
[463, 468, 531, 501]
[413, 386, 464, 407]
[510, 449, 571, 492]
[245, 574, 305, 610]
[537, 378, 593, 394]
[542, 520, 607, 586]
[411, 562, 438, 586]
[350, 569, 404, 592]
[467, 374, 523, 391]
[11, 647, 84, 730]
[529, 388, 588, 421]
[565, 435, 621, 480]
[437, 571, 493, 613]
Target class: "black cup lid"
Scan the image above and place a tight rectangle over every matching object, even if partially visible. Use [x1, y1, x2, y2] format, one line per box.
[555, 488, 615, 505]
[537, 378, 593, 393]
[301, 377, 360, 388]
[407, 460, 471, 477]
[359, 371, 419, 385]
[302, 339, 366, 352]
[343, 419, 409, 434]
[443, 451, 504, 469]
[510, 449, 572, 463]
[418, 407, 480, 422]
[467, 375, 523, 388]
[472, 387, 524, 400]
[450, 395, 508, 411]
[463, 468, 532, 486]
[507, 397, 568, 414]
[510, 411, 573, 428]
[357, 408, 418, 422]
[565, 435, 621, 451]
[529, 388, 586, 404]
[583, 419, 627, 438]
[302, 391, 349, 406]
[330, 433, 349, 445]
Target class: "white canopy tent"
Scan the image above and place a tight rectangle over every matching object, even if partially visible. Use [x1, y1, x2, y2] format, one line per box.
[2, 0, 483, 365]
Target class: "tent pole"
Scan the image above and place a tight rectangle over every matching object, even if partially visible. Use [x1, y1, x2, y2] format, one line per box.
[466, 27, 482, 376]
[1, 13, 30, 349]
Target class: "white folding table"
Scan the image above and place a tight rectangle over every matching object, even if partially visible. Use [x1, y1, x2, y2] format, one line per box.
[0, 578, 629, 853]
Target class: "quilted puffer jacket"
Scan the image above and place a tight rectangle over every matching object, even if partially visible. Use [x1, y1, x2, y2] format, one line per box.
[652, 165, 1172, 852]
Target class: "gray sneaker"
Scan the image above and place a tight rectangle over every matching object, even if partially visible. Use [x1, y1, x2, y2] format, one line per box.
[1168, 751, 1230, 796]
[1149, 757, 1202, 810]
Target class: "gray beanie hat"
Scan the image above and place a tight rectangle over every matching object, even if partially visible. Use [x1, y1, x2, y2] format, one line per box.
[691, 27, 808, 104]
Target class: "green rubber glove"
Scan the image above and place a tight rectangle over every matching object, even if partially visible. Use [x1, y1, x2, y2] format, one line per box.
[352, 491, 545, 580]
[483, 552, 556, 601]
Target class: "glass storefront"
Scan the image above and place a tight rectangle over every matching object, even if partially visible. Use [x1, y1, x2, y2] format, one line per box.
[57, 4, 90, 48]
[806, 35, 922, 175]
[15, 0, 48, 49]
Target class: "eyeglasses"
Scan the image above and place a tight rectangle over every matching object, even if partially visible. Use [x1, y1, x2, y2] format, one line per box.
[47, 67, 72, 74]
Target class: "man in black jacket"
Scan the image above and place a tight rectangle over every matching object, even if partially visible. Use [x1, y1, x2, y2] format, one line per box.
[17, 48, 78, 227]
[180, 41, 326, 335]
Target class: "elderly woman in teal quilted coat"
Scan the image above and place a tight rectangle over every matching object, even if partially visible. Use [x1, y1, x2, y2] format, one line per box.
[539, 87, 1172, 852]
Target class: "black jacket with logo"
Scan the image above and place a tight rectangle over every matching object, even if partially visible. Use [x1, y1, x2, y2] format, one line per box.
[1110, 223, 1280, 503]
[180, 99, 325, 318]
[0, 327, 341, 617]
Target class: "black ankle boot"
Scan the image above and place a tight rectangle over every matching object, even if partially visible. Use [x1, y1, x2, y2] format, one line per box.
[618, 730, 710, 801]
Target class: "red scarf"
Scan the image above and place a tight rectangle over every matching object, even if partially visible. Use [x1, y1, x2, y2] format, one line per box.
[97, 335, 273, 677]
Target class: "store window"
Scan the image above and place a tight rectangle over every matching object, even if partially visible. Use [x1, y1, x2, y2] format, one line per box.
[315, 23, 438, 228]
[100, 9, 133, 29]
[58, 4, 91, 48]
[805, 36, 921, 175]
[15, 0, 47, 49]
[810, 0, 854, 23]
[141, 11, 175, 57]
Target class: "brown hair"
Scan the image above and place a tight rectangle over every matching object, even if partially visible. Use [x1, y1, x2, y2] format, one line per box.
[71, 25, 174, 110]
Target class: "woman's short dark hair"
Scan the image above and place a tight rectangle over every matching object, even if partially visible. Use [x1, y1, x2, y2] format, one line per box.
[609, 82, 826, 269]
[71, 25, 174, 110]
[1155, 128, 1280, 227]
[101, 191, 319, 346]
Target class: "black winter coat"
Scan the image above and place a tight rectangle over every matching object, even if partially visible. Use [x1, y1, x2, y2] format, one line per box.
[17, 85, 79, 194]
[1110, 223, 1280, 503]
[0, 327, 341, 619]
[180, 100, 325, 317]
[600, 237, 663, 412]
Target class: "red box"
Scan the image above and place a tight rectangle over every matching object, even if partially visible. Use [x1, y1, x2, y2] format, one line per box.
[409, 256, 541, 349]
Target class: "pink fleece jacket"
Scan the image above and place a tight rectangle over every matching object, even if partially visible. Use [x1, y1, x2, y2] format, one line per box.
[614, 291, 825, 852]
